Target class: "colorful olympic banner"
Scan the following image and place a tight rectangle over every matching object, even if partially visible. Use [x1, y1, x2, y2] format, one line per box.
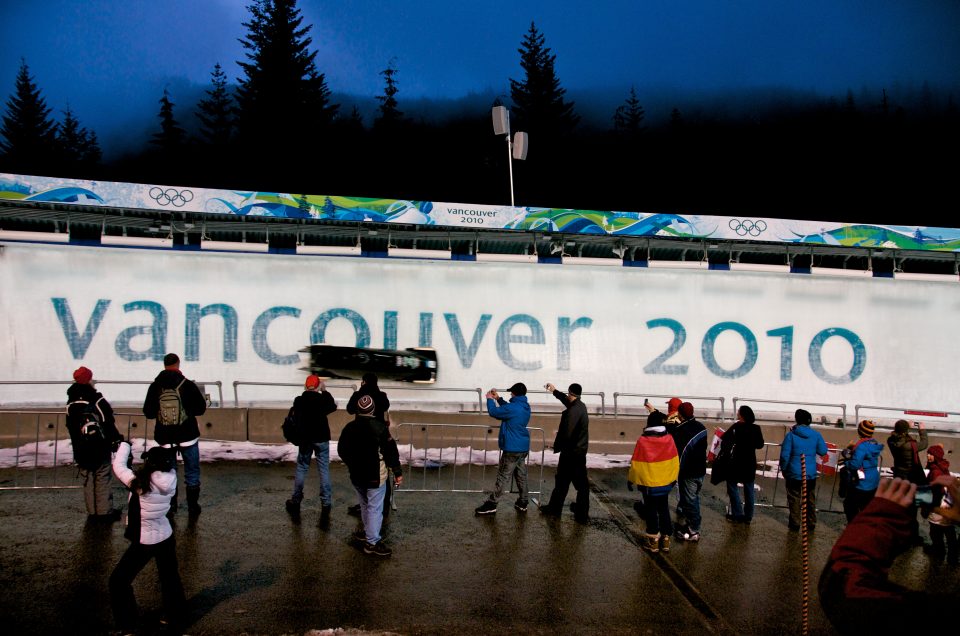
[1, 242, 958, 414]
[2, 172, 960, 252]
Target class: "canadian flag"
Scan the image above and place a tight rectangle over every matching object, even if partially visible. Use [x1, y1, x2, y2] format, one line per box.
[707, 427, 725, 462]
[817, 442, 839, 475]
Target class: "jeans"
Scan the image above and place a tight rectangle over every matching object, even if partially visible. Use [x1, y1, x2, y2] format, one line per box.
[726, 479, 755, 521]
[488, 451, 529, 505]
[109, 535, 184, 631]
[547, 450, 589, 516]
[786, 478, 817, 528]
[643, 493, 672, 536]
[291, 441, 331, 506]
[178, 442, 201, 489]
[676, 476, 703, 532]
[355, 481, 387, 544]
[82, 461, 114, 515]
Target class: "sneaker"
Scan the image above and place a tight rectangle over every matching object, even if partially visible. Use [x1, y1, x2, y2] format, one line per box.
[514, 501, 528, 513]
[683, 530, 701, 543]
[641, 533, 660, 553]
[674, 525, 688, 541]
[363, 540, 393, 557]
[659, 535, 671, 553]
[475, 501, 497, 515]
[351, 530, 367, 543]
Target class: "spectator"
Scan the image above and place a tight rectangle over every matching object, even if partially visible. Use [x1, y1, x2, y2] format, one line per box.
[886, 419, 929, 543]
[142, 353, 207, 517]
[780, 408, 828, 531]
[925, 445, 957, 565]
[337, 395, 403, 557]
[839, 420, 883, 522]
[645, 396, 683, 426]
[714, 405, 765, 524]
[541, 382, 590, 522]
[66, 366, 123, 522]
[475, 383, 531, 515]
[628, 410, 680, 553]
[669, 402, 707, 542]
[819, 476, 960, 633]
[346, 372, 392, 517]
[285, 375, 337, 522]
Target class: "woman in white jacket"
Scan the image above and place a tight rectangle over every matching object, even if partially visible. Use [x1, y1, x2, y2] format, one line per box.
[109, 442, 185, 632]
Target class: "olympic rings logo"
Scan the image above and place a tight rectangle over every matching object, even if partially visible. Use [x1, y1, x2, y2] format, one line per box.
[148, 187, 195, 207]
[728, 218, 768, 237]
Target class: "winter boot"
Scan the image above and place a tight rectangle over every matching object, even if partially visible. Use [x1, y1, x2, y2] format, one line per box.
[659, 534, 671, 553]
[186, 486, 201, 517]
[641, 533, 660, 553]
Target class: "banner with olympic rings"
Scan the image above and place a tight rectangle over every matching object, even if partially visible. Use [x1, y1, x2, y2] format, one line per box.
[2, 172, 959, 252]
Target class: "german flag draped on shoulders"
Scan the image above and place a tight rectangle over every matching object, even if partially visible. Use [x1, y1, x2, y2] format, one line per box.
[628, 411, 680, 495]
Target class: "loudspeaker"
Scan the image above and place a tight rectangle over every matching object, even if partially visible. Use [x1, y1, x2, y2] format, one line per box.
[492, 106, 509, 135]
[512, 132, 528, 160]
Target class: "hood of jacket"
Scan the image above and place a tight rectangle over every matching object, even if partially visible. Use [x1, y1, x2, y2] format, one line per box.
[153, 369, 185, 389]
[791, 424, 815, 439]
[67, 382, 100, 403]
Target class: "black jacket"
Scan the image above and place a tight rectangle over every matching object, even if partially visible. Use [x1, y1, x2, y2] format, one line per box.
[719, 421, 765, 483]
[66, 383, 121, 469]
[551, 390, 589, 454]
[338, 416, 402, 489]
[292, 390, 337, 443]
[143, 369, 207, 445]
[346, 385, 391, 422]
[670, 417, 708, 479]
[886, 429, 928, 481]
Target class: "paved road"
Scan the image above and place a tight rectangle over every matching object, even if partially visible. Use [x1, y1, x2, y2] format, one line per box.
[1, 462, 955, 635]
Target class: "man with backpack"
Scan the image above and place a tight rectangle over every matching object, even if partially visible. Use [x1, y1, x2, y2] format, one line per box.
[285, 374, 338, 522]
[67, 366, 123, 521]
[143, 353, 207, 516]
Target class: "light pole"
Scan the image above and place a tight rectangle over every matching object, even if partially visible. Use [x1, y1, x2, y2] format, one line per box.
[492, 105, 528, 206]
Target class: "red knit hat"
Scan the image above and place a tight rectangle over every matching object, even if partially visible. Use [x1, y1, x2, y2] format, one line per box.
[304, 375, 321, 390]
[73, 366, 93, 384]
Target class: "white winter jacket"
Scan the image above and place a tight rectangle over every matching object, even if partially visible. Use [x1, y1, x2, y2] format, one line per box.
[112, 442, 177, 545]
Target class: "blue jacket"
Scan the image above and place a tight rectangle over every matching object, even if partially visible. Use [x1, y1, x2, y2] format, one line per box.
[844, 438, 883, 491]
[780, 424, 828, 480]
[487, 395, 531, 453]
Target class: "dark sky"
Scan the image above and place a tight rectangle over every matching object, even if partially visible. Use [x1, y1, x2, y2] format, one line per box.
[2, 0, 960, 155]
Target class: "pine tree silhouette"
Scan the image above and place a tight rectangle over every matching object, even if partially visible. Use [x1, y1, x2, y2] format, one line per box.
[57, 105, 101, 171]
[0, 59, 58, 174]
[151, 89, 186, 153]
[509, 22, 579, 138]
[235, 0, 338, 155]
[196, 63, 235, 147]
[374, 59, 404, 130]
[612, 86, 645, 134]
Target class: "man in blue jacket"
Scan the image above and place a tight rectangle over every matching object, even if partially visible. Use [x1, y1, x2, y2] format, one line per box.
[780, 408, 829, 531]
[475, 382, 531, 515]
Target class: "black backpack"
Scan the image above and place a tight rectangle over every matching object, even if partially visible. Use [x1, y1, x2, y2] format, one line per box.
[282, 406, 302, 446]
[69, 398, 110, 470]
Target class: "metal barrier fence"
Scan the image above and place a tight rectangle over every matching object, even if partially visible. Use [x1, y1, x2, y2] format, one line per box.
[392, 423, 547, 503]
[0, 380, 225, 408]
[371, 385, 485, 413]
[495, 388, 606, 416]
[732, 397, 846, 427]
[231, 381, 358, 407]
[0, 411, 150, 490]
[614, 392, 725, 419]
[854, 404, 960, 434]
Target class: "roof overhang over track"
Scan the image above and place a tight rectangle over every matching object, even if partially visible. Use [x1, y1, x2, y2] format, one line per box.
[0, 173, 958, 277]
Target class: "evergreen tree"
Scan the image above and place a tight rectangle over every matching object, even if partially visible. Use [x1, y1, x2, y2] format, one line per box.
[195, 63, 235, 147]
[56, 106, 101, 170]
[0, 59, 59, 172]
[374, 59, 403, 130]
[509, 22, 579, 138]
[235, 0, 338, 149]
[612, 86, 645, 134]
[151, 89, 186, 153]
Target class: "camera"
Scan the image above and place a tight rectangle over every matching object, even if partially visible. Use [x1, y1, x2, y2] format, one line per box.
[914, 485, 933, 506]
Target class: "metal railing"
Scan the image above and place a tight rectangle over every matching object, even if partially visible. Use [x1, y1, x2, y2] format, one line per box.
[232, 381, 358, 407]
[732, 397, 846, 428]
[494, 388, 606, 416]
[613, 392, 725, 419]
[392, 422, 547, 502]
[854, 404, 960, 433]
[370, 385, 485, 413]
[0, 379, 224, 407]
[0, 411, 150, 490]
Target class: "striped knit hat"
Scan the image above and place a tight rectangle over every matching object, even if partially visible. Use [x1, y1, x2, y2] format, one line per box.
[857, 419, 876, 438]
